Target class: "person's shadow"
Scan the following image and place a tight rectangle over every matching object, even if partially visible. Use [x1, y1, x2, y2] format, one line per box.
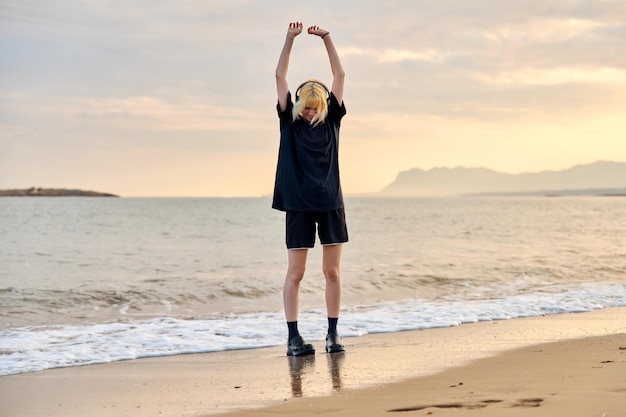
[287, 352, 346, 397]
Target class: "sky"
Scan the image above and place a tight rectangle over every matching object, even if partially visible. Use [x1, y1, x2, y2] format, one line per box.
[1, 0, 625, 197]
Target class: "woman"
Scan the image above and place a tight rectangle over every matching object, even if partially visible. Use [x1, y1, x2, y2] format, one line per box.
[273, 22, 347, 356]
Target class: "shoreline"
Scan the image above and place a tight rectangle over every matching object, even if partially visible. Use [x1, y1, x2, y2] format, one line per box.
[219, 331, 626, 417]
[1, 307, 625, 417]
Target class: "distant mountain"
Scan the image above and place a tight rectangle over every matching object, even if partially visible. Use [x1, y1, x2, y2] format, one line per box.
[376, 161, 626, 197]
[0, 187, 119, 197]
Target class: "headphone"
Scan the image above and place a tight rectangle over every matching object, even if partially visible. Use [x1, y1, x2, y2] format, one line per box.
[295, 81, 330, 105]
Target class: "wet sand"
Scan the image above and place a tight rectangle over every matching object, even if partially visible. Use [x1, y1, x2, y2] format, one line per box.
[1, 307, 625, 417]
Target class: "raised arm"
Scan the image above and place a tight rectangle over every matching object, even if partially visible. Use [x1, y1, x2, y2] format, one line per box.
[308, 26, 345, 105]
[276, 22, 303, 112]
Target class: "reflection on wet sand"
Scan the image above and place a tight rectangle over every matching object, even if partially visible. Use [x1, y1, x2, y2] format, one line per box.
[287, 352, 346, 397]
[287, 354, 315, 397]
[327, 351, 345, 391]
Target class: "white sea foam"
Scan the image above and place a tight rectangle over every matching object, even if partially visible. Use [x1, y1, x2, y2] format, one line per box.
[1, 282, 624, 376]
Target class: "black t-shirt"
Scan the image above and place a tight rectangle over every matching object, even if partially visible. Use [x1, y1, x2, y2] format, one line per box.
[272, 91, 347, 212]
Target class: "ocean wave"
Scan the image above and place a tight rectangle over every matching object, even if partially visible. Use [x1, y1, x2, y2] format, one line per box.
[1, 282, 625, 376]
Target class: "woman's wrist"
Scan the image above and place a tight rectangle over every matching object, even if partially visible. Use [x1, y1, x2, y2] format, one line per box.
[321, 32, 330, 39]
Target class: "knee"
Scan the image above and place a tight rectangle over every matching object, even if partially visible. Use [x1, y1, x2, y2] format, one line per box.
[286, 266, 306, 283]
[323, 266, 340, 283]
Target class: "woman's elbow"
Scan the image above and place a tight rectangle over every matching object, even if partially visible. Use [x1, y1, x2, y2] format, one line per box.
[276, 69, 288, 81]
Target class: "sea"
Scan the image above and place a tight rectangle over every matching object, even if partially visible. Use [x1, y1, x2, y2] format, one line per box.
[1, 196, 625, 376]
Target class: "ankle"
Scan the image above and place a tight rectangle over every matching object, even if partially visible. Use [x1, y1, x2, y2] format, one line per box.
[287, 321, 300, 340]
[327, 317, 339, 335]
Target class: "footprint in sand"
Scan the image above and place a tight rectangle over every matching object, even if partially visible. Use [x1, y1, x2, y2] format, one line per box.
[388, 399, 503, 412]
[509, 398, 544, 408]
[388, 397, 544, 412]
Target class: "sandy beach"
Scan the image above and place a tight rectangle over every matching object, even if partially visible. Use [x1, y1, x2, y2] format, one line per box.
[2, 307, 625, 417]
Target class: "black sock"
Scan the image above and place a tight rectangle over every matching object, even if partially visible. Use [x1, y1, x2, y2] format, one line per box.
[328, 317, 338, 334]
[287, 321, 299, 340]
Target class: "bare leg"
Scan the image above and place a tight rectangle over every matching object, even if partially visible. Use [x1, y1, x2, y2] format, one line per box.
[322, 244, 343, 318]
[283, 249, 308, 322]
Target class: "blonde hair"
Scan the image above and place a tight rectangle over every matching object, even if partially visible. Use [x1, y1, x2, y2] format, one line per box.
[293, 80, 329, 126]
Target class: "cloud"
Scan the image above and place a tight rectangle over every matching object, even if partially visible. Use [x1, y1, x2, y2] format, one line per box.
[68, 96, 260, 132]
[475, 67, 626, 86]
[2, 0, 626, 196]
[339, 46, 448, 63]
[480, 18, 605, 43]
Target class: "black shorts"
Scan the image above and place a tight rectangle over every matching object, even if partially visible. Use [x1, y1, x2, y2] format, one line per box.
[285, 208, 348, 249]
